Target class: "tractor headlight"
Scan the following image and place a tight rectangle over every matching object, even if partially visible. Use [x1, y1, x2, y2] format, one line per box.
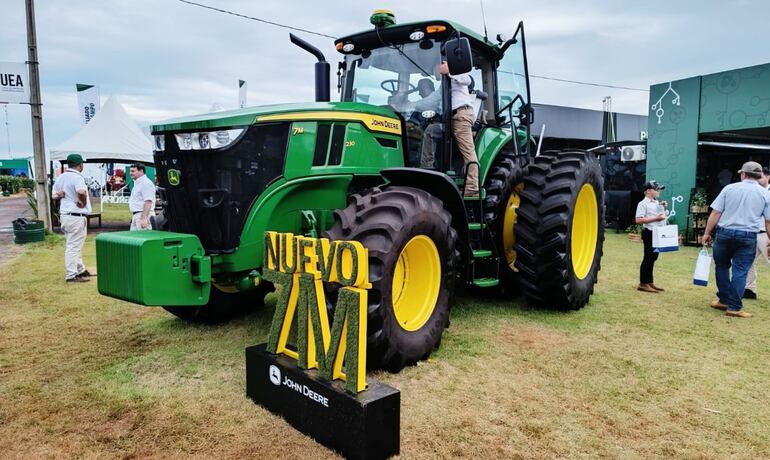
[176, 133, 193, 150]
[210, 129, 244, 148]
[153, 134, 165, 151]
[409, 31, 425, 41]
[175, 128, 245, 150]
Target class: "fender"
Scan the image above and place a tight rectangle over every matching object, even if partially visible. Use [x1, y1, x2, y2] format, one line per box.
[380, 168, 471, 261]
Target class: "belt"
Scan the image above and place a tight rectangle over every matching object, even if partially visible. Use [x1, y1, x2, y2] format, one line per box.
[760, 230, 767, 234]
[452, 105, 473, 115]
[716, 227, 757, 238]
[133, 211, 143, 215]
[62, 213, 88, 217]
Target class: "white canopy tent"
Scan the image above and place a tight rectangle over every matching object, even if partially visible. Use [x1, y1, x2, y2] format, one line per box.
[50, 96, 155, 213]
[50, 96, 153, 164]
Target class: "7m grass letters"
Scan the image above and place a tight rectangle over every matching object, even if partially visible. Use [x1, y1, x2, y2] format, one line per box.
[263, 231, 371, 394]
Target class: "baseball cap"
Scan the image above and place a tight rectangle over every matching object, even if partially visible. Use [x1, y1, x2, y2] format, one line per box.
[642, 180, 665, 191]
[737, 161, 763, 176]
[65, 153, 84, 166]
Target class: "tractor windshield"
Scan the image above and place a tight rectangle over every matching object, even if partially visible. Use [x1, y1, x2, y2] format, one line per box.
[342, 41, 447, 167]
[342, 41, 442, 119]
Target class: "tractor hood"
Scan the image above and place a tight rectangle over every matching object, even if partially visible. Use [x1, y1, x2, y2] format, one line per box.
[152, 101, 400, 134]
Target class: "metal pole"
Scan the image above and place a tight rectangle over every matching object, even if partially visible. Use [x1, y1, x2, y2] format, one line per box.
[2, 104, 11, 157]
[25, 0, 51, 230]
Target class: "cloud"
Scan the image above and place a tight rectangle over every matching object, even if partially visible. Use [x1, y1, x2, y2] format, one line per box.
[1, 0, 770, 154]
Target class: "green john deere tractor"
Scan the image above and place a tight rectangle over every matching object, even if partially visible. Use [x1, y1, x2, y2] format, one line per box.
[96, 10, 604, 371]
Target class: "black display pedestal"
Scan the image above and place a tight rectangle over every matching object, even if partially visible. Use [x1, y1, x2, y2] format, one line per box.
[245, 344, 400, 460]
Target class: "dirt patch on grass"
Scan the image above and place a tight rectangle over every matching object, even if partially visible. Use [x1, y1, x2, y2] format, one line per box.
[498, 324, 568, 351]
[0, 233, 22, 264]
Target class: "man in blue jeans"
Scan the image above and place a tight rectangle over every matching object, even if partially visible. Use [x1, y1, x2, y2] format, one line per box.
[703, 161, 770, 318]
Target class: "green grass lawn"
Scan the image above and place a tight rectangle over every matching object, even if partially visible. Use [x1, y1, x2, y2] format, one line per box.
[1, 233, 769, 458]
[99, 203, 133, 224]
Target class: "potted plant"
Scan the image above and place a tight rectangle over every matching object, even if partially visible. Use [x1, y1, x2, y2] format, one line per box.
[691, 190, 708, 213]
[12, 189, 45, 244]
[626, 223, 642, 242]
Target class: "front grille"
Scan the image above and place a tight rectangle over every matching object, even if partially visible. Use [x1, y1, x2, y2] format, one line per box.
[154, 123, 290, 253]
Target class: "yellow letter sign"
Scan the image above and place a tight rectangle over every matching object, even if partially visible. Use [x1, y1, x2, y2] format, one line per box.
[262, 232, 371, 394]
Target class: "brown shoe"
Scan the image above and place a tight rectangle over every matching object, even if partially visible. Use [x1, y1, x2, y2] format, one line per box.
[725, 310, 753, 318]
[649, 283, 665, 292]
[637, 283, 658, 293]
[710, 299, 728, 310]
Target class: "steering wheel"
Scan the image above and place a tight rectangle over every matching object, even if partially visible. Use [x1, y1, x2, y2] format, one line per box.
[381, 79, 417, 95]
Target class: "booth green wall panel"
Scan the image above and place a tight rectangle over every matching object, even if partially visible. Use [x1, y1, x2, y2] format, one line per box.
[646, 77, 702, 230]
[699, 63, 770, 133]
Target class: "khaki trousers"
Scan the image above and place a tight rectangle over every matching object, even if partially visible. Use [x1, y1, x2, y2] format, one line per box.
[61, 215, 86, 280]
[745, 231, 770, 292]
[452, 107, 479, 196]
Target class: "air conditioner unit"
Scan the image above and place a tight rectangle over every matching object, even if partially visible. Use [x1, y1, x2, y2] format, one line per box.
[620, 145, 646, 162]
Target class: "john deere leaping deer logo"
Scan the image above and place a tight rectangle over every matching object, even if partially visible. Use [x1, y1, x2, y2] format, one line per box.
[167, 169, 181, 186]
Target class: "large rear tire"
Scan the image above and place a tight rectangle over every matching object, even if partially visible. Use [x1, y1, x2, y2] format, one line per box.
[324, 185, 458, 372]
[514, 150, 605, 310]
[162, 283, 270, 324]
[482, 152, 523, 297]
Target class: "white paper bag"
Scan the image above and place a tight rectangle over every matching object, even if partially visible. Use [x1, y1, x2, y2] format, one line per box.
[693, 247, 711, 286]
[653, 224, 679, 253]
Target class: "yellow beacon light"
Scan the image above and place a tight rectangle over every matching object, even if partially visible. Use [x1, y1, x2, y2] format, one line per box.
[370, 9, 396, 27]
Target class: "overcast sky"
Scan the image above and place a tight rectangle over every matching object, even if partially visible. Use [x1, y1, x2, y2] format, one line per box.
[1, 0, 769, 154]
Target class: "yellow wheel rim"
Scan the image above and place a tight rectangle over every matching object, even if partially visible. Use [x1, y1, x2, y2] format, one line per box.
[502, 186, 522, 270]
[391, 235, 441, 331]
[571, 184, 599, 280]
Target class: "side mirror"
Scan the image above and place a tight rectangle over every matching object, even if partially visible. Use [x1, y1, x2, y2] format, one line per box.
[518, 103, 534, 126]
[444, 36, 473, 75]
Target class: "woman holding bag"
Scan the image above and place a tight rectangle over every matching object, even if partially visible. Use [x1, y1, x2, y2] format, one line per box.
[635, 180, 668, 293]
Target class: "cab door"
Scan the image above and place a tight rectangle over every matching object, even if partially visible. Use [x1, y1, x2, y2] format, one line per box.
[496, 21, 532, 157]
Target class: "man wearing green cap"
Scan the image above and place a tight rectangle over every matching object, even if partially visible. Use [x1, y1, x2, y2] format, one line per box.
[52, 154, 92, 283]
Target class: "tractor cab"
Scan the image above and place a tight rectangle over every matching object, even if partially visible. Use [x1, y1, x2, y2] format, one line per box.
[336, 11, 533, 174]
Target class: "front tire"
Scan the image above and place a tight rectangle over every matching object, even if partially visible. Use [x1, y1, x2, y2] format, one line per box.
[514, 150, 605, 309]
[324, 185, 458, 372]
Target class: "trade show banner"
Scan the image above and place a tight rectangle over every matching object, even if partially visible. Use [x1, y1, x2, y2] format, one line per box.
[0, 62, 30, 104]
[76, 83, 100, 125]
[238, 79, 247, 108]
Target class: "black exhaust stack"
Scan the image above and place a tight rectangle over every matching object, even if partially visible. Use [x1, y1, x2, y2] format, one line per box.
[290, 33, 330, 102]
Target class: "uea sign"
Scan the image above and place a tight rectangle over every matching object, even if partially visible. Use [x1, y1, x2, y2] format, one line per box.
[246, 232, 400, 460]
[0, 62, 30, 104]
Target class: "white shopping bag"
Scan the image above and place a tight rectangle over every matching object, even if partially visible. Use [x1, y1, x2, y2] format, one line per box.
[653, 224, 679, 253]
[693, 247, 712, 286]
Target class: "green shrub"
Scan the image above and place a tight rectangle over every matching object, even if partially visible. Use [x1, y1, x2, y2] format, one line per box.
[625, 223, 642, 234]
[0, 175, 35, 194]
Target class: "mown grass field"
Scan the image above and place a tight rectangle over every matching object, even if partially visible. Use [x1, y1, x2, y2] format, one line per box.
[100, 203, 133, 223]
[1, 233, 769, 458]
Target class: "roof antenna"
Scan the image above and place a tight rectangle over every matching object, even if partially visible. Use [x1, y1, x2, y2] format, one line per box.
[479, 0, 489, 42]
